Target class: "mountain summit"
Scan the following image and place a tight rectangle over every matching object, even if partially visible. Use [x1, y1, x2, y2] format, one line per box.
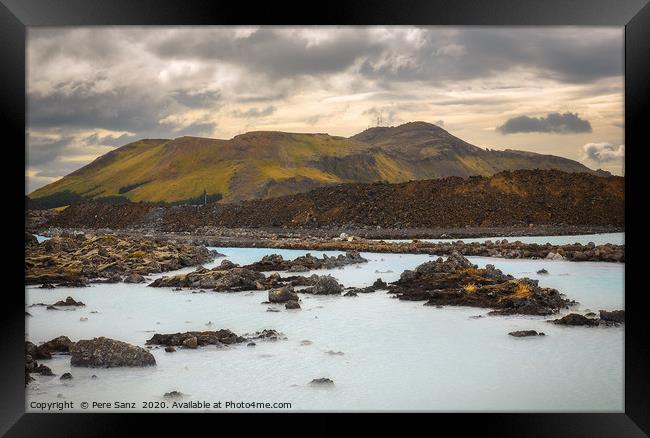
[29, 121, 605, 206]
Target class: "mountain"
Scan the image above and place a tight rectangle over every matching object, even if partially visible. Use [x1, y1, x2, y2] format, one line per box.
[45, 169, 625, 231]
[29, 121, 607, 207]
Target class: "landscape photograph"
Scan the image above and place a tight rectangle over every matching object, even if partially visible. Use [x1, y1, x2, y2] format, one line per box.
[24, 25, 625, 412]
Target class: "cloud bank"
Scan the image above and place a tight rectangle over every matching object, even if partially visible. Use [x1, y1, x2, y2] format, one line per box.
[497, 112, 592, 134]
[582, 142, 625, 163]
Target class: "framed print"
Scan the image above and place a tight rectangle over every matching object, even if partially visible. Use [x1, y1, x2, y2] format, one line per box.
[2, 0, 648, 436]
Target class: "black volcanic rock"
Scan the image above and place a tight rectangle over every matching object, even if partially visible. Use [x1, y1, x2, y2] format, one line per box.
[45, 169, 623, 231]
[70, 337, 156, 367]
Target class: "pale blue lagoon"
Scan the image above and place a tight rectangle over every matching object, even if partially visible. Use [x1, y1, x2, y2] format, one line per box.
[26, 243, 624, 412]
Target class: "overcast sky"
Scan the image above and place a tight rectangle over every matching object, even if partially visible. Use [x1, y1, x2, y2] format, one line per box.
[27, 26, 624, 192]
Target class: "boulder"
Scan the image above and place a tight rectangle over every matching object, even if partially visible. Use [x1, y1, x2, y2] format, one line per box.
[310, 378, 334, 386]
[25, 354, 37, 372]
[508, 330, 545, 337]
[34, 364, 54, 376]
[549, 313, 599, 326]
[268, 285, 298, 303]
[38, 336, 74, 356]
[26, 341, 50, 360]
[545, 252, 565, 261]
[124, 273, 146, 283]
[599, 309, 625, 324]
[218, 259, 237, 269]
[285, 300, 301, 309]
[70, 337, 156, 367]
[372, 278, 387, 289]
[60, 372, 73, 380]
[182, 337, 198, 349]
[52, 297, 85, 307]
[303, 276, 343, 295]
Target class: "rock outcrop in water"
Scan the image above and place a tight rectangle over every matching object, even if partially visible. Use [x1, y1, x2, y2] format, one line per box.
[389, 252, 573, 316]
[300, 275, 344, 295]
[25, 336, 74, 362]
[29, 297, 85, 308]
[25, 354, 54, 384]
[146, 329, 282, 348]
[25, 233, 216, 286]
[38, 336, 74, 355]
[268, 285, 299, 303]
[310, 378, 334, 386]
[70, 337, 156, 367]
[244, 251, 367, 272]
[548, 310, 624, 327]
[509, 330, 545, 337]
[599, 310, 625, 324]
[344, 278, 388, 295]
[149, 266, 277, 291]
[25, 339, 68, 385]
[148, 253, 367, 292]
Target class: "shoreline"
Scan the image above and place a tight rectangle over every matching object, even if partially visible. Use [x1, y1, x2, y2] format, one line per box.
[34, 224, 624, 241]
[33, 227, 625, 264]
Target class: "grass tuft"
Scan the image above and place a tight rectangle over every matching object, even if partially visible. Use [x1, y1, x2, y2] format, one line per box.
[463, 283, 477, 293]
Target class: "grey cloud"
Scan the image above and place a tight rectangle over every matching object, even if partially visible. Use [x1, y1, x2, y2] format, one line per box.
[27, 28, 128, 66]
[28, 81, 216, 141]
[497, 112, 592, 134]
[171, 90, 221, 109]
[231, 106, 276, 119]
[173, 122, 218, 137]
[27, 136, 75, 167]
[435, 97, 516, 106]
[360, 28, 622, 85]
[27, 133, 125, 173]
[152, 27, 384, 80]
[85, 132, 135, 147]
[27, 27, 622, 140]
[583, 142, 624, 163]
[303, 115, 322, 125]
[29, 84, 167, 133]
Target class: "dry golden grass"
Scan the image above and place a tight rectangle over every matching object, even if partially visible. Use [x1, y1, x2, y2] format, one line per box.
[463, 283, 477, 293]
[513, 282, 532, 298]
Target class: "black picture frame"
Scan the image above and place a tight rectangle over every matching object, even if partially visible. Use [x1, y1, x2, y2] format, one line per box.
[2, 0, 648, 436]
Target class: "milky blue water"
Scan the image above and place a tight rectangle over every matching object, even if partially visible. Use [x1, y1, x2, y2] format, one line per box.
[375, 232, 624, 246]
[26, 244, 624, 412]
